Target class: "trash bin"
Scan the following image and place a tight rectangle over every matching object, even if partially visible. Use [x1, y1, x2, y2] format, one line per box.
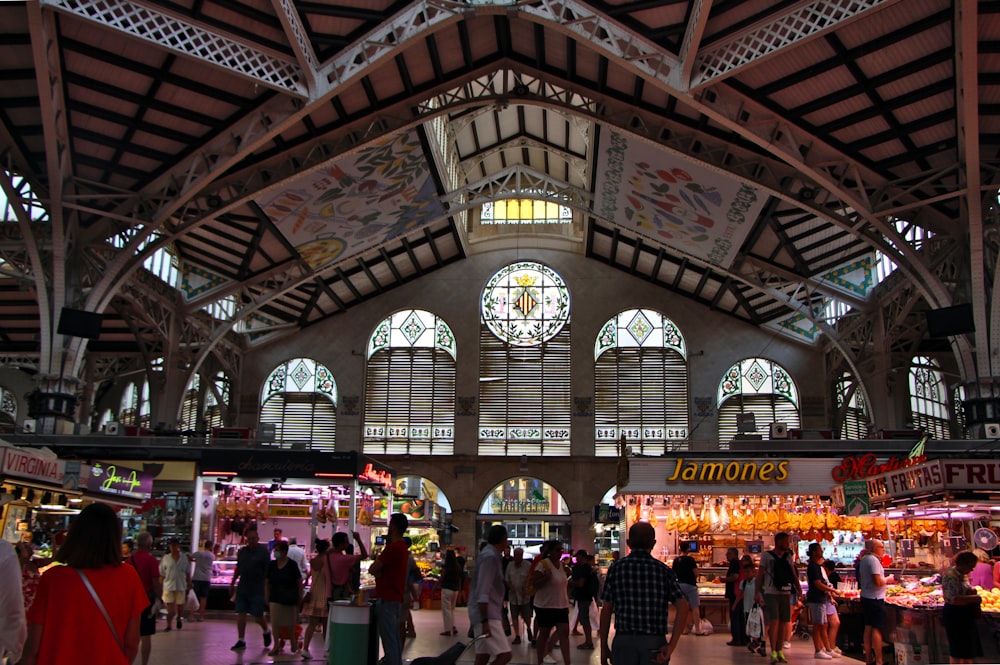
[327, 600, 371, 664]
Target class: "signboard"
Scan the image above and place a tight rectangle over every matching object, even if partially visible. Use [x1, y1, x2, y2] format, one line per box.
[865, 459, 1000, 504]
[87, 462, 153, 500]
[1, 447, 66, 486]
[830, 453, 927, 482]
[843, 480, 869, 516]
[269, 505, 312, 518]
[665, 457, 789, 484]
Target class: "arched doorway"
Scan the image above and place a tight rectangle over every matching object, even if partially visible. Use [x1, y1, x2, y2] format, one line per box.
[594, 486, 622, 565]
[371, 475, 453, 553]
[477, 477, 570, 553]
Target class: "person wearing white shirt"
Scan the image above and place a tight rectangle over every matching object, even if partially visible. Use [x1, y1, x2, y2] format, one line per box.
[0, 539, 27, 664]
[160, 538, 192, 632]
[286, 538, 309, 578]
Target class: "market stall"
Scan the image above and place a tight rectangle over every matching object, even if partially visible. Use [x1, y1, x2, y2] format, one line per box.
[1, 444, 82, 553]
[857, 457, 1000, 664]
[196, 449, 394, 607]
[619, 456, 862, 629]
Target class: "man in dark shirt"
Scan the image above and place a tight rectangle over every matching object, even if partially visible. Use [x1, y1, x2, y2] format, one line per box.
[599, 522, 691, 665]
[672, 542, 701, 635]
[230, 527, 272, 651]
[724, 547, 746, 646]
[571, 550, 597, 649]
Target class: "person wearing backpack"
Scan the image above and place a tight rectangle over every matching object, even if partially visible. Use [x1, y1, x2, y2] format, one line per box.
[754, 532, 796, 664]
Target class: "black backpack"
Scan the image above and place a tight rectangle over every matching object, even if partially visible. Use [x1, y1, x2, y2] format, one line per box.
[768, 551, 796, 592]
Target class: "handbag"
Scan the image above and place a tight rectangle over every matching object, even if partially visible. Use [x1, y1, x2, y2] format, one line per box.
[745, 603, 764, 639]
[76, 568, 127, 657]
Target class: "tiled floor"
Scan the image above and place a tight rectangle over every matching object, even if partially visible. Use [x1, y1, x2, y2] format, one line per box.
[144, 608, 863, 665]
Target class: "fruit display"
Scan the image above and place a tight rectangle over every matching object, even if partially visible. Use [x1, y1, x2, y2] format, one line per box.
[407, 533, 431, 555]
[975, 586, 1000, 614]
[885, 579, 943, 609]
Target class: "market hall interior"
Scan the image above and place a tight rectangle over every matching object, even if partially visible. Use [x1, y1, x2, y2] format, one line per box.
[3, 0, 1000, 661]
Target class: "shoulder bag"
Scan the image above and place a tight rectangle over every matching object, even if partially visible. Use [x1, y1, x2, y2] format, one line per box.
[76, 568, 127, 658]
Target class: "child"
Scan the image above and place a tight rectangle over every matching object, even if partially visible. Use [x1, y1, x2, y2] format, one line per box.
[735, 556, 767, 657]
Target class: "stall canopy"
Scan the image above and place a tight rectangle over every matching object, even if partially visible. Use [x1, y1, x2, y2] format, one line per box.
[199, 448, 393, 487]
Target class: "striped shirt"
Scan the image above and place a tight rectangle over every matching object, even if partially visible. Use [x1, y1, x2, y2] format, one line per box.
[601, 550, 683, 636]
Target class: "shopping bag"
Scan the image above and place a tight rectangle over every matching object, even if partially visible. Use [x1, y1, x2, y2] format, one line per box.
[746, 604, 764, 639]
[698, 618, 714, 635]
[185, 589, 199, 614]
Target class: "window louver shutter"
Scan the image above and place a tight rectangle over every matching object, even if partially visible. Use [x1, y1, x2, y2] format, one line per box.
[478, 325, 571, 456]
[364, 348, 455, 455]
[260, 393, 336, 451]
[594, 348, 689, 456]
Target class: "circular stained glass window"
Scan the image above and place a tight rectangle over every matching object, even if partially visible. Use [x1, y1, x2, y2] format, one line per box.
[481, 261, 570, 346]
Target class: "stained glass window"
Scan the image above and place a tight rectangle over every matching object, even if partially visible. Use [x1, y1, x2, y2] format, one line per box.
[481, 261, 570, 347]
[260, 358, 337, 451]
[594, 309, 689, 456]
[909, 356, 950, 438]
[0, 387, 15, 425]
[481, 199, 572, 225]
[479, 261, 571, 455]
[717, 358, 799, 447]
[835, 372, 871, 439]
[365, 310, 456, 455]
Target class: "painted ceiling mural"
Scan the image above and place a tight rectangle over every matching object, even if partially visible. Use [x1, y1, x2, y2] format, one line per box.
[257, 132, 446, 271]
[595, 129, 768, 268]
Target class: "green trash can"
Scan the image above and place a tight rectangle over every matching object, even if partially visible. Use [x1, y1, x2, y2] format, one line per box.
[327, 600, 371, 664]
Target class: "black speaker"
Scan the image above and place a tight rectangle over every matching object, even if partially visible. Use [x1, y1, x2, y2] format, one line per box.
[925, 303, 974, 337]
[57, 307, 103, 339]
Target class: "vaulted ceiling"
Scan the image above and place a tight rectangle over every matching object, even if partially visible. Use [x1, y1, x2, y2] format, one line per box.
[0, 0, 997, 388]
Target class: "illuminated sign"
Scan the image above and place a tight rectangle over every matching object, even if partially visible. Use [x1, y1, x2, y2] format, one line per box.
[88, 462, 153, 500]
[665, 458, 789, 483]
[360, 463, 393, 489]
[830, 453, 927, 482]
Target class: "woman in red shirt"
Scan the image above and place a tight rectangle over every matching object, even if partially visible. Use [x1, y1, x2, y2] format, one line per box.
[19, 502, 148, 665]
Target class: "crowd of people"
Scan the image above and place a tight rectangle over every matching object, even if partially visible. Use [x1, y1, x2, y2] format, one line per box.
[2, 508, 998, 665]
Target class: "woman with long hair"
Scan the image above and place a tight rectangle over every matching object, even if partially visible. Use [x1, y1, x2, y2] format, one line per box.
[19, 502, 148, 665]
[439, 549, 462, 635]
[300, 539, 331, 660]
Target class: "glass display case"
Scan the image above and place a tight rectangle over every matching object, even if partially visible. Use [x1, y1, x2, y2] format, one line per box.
[211, 559, 237, 587]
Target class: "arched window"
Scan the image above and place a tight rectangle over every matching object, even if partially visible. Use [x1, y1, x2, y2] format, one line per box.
[718, 358, 800, 446]
[180, 372, 230, 432]
[836, 372, 871, 439]
[0, 387, 16, 426]
[478, 261, 571, 455]
[364, 309, 456, 455]
[594, 309, 689, 456]
[952, 385, 967, 439]
[481, 199, 572, 225]
[138, 379, 151, 428]
[909, 356, 950, 438]
[97, 409, 114, 432]
[119, 383, 139, 426]
[260, 358, 337, 451]
[205, 373, 229, 431]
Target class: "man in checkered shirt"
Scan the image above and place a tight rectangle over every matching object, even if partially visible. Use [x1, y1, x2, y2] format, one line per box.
[599, 522, 691, 665]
